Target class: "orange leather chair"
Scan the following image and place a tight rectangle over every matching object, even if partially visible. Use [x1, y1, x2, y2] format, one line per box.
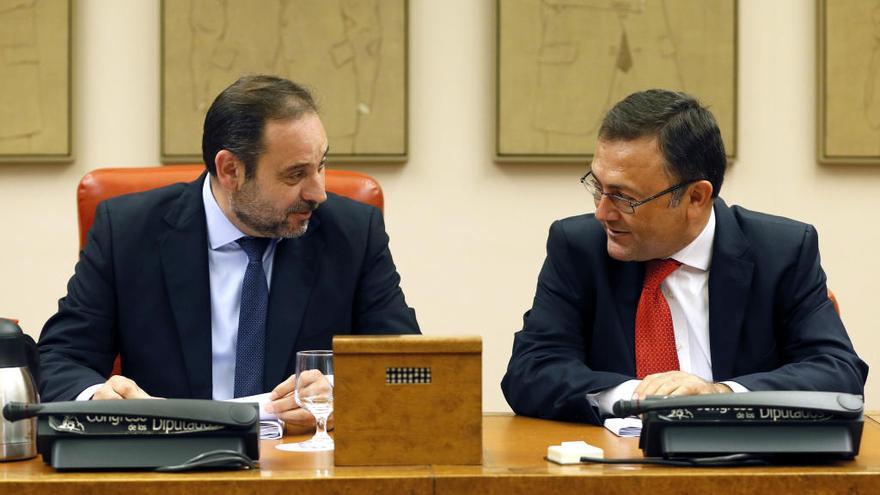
[75, 165, 384, 377]
[77, 165, 384, 249]
[828, 289, 841, 316]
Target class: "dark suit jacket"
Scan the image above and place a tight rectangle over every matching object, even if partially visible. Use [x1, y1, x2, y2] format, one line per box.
[38, 174, 420, 401]
[501, 198, 867, 425]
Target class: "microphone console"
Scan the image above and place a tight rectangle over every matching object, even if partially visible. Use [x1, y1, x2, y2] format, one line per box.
[613, 391, 864, 459]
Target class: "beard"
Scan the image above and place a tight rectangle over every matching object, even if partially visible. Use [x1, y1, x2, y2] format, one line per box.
[230, 181, 319, 238]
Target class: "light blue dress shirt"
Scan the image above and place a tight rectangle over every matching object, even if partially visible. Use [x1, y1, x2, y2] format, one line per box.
[202, 176, 278, 399]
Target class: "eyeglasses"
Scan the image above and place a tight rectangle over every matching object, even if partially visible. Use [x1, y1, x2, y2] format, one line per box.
[579, 171, 694, 214]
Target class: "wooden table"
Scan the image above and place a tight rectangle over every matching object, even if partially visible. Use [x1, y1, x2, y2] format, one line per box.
[2, 414, 879, 494]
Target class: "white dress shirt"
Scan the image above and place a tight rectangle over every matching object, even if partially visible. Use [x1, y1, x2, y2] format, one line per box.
[78, 176, 278, 400]
[588, 209, 748, 415]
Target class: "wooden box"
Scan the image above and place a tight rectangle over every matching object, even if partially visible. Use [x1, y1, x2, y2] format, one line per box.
[333, 335, 482, 466]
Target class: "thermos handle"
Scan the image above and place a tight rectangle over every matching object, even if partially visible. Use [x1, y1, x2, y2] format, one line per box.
[23, 333, 40, 388]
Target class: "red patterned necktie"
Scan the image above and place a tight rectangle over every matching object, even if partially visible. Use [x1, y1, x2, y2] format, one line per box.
[635, 259, 682, 379]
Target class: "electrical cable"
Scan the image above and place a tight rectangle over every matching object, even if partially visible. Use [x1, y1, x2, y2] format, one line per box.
[155, 449, 258, 472]
[579, 453, 771, 467]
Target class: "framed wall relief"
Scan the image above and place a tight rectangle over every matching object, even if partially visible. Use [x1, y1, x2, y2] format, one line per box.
[0, 0, 71, 162]
[496, 0, 737, 162]
[162, 0, 408, 163]
[819, 0, 880, 164]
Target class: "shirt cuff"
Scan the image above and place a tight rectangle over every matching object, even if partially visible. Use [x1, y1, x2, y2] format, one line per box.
[76, 383, 104, 401]
[587, 379, 641, 416]
[721, 380, 749, 393]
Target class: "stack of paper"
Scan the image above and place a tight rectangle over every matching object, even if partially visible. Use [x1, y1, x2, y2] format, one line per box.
[228, 392, 284, 440]
[260, 419, 284, 440]
[603, 417, 642, 437]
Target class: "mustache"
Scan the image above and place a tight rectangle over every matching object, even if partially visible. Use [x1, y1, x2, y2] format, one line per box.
[287, 200, 319, 215]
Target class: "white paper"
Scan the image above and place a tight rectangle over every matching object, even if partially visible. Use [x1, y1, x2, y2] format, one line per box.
[227, 392, 276, 421]
[603, 417, 642, 437]
[260, 419, 284, 440]
[226, 393, 283, 440]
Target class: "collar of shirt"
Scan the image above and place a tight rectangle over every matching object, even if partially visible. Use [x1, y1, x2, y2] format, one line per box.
[669, 207, 716, 272]
[202, 174, 250, 250]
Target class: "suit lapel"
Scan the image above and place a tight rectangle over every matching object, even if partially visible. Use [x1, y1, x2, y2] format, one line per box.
[610, 259, 643, 374]
[708, 198, 754, 381]
[263, 215, 324, 389]
[159, 174, 213, 398]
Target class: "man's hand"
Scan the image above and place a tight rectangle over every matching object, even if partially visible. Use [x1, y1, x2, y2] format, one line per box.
[633, 371, 732, 400]
[266, 371, 334, 435]
[92, 375, 154, 400]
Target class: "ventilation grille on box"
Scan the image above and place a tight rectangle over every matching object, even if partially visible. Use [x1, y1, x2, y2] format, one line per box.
[386, 367, 432, 384]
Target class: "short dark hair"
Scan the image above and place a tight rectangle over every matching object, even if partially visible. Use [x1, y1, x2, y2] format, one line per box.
[202, 74, 318, 178]
[598, 89, 727, 198]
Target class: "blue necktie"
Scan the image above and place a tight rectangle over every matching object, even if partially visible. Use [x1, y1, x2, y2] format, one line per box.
[234, 237, 271, 397]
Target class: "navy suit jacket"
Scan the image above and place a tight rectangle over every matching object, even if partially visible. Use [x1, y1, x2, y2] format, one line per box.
[501, 198, 867, 425]
[38, 174, 420, 401]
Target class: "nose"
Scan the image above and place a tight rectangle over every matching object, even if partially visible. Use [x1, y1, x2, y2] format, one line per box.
[594, 194, 620, 222]
[302, 170, 327, 204]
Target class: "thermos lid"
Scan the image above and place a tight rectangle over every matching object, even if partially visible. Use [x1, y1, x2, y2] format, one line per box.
[0, 318, 34, 368]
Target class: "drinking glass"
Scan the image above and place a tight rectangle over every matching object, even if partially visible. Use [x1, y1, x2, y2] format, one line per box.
[280, 350, 334, 452]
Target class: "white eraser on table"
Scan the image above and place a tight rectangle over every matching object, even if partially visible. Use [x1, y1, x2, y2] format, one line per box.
[546, 440, 604, 464]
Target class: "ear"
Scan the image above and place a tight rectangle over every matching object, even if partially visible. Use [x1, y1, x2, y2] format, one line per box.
[685, 180, 714, 216]
[214, 150, 246, 192]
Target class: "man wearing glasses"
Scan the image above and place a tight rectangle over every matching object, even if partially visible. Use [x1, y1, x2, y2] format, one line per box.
[501, 89, 867, 425]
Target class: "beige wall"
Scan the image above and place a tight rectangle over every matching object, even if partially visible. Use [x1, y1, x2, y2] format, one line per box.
[1, 0, 877, 412]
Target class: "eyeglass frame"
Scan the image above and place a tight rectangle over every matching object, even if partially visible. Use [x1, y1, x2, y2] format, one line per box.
[579, 170, 696, 214]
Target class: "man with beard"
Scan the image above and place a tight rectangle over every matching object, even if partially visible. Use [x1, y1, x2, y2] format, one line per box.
[501, 89, 867, 425]
[38, 75, 420, 432]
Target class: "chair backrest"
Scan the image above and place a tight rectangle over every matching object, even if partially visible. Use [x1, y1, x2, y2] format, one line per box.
[76, 165, 384, 249]
[828, 289, 841, 316]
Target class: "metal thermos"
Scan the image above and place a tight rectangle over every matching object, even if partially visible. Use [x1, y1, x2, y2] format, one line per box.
[0, 318, 39, 461]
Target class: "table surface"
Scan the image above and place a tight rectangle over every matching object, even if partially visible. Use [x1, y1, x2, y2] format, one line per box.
[2, 413, 880, 495]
